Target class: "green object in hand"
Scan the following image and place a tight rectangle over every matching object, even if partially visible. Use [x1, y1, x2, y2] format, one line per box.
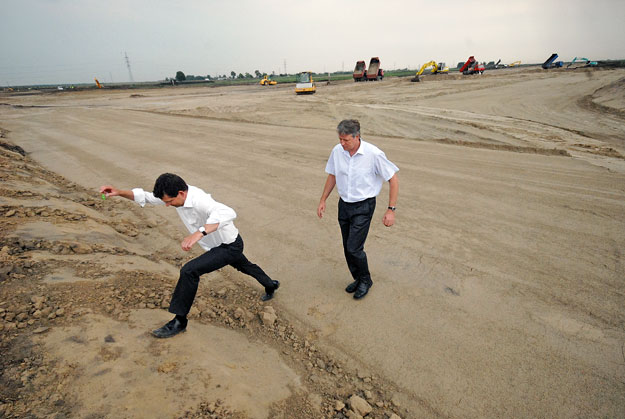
[101, 193, 106, 200]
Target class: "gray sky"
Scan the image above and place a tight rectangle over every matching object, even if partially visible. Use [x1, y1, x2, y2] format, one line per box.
[1, 0, 624, 86]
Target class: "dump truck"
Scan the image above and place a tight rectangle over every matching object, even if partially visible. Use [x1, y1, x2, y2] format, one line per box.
[542, 53, 564, 69]
[295, 71, 316, 94]
[459, 56, 485, 75]
[366, 57, 383, 81]
[353, 61, 367, 82]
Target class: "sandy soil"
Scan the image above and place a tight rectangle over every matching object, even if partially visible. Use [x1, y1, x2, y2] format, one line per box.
[1, 66, 624, 418]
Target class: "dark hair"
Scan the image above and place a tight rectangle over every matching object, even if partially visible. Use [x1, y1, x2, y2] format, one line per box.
[153, 173, 188, 199]
[337, 119, 360, 137]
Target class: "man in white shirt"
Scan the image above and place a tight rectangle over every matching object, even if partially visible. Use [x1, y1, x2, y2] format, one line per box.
[317, 119, 399, 299]
[100, 173, 279, 338]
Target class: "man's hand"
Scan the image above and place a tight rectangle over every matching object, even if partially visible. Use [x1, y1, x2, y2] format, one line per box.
[318, 175, 335, 219]
[181, 232, 203, 251]
[317, 200, 326, 218]
[100, 185, 120, 197]
[383, 209, 395, 227]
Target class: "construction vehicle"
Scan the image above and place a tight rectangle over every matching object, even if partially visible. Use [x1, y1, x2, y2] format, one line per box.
[259, 75, 277, 86]
[366, 57, 383, 81]
[567, 57, 598, 69]
[94, 78, 103, 88]
[295, 71, 316, 94]
[353, 61, 367, 82]
[542, 53, 564, 69]
[411, 61, 449, 82]
[508, 60, 521, 67]
[459, 56, 485, 75]
[485, 60, 500, 70]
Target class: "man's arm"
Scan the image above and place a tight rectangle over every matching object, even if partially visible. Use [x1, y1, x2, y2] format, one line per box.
[317, 174, 336, 218]
[181, 222, 219, 251]
[100, 185, 134, 200]
[382, 173, 398, 227]
[180, 196, 237, 251]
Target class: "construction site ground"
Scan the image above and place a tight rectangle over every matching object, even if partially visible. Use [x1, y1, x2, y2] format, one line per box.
[1, 66, 624, 418]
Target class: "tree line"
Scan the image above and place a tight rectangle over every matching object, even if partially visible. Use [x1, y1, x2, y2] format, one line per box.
[169, 70, 280, 82]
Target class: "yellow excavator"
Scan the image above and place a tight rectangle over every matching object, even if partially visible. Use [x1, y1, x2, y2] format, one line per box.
[259, 75, 277, 86]
[411, 61, 449, 82]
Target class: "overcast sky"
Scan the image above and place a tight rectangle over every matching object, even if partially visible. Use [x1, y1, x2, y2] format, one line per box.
[1, 0, 624, 86]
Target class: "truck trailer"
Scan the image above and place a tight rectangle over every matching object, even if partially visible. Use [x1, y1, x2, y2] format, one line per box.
[353, 61, 367, 82]
[366, 57, 383, 81]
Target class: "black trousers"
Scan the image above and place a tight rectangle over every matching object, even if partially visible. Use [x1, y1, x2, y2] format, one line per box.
[169, 234, 273, 316]
[338, 197, 376, 285]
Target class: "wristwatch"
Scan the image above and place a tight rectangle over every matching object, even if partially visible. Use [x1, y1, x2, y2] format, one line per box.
[388, 206, 396, 211]
[198, 226, 207, 236]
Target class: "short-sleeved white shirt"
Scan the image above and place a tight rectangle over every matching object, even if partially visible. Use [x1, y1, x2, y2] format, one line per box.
[325, 139, 399, 203]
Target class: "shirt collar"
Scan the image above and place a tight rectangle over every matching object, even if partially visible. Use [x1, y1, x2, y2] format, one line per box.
[183, 186, 196, 208]
[342, 139, 366, 157]
[355, 140, 366, 155]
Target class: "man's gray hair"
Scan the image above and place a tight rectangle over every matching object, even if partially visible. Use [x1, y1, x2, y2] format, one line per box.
[337, 119, 360, 137]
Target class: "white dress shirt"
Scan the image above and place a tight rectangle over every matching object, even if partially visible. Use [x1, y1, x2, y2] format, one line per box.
[325, 139, 399, 203]
[132, 185, 239, 251]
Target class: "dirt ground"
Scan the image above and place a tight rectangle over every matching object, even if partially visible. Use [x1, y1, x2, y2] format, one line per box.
[1, 66, 624, 418]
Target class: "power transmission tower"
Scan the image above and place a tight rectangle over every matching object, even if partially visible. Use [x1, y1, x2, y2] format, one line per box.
[124, 52, 135, 83]
[283, 59, 287, 75]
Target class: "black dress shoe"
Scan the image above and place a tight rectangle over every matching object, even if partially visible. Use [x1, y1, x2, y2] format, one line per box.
[345, 280, 360, 293]
[261, 280, 280, 302]
[151, 317, 187, 338]
[353, 281, 372, 300]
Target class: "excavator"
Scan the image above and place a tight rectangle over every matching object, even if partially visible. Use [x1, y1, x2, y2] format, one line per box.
[567, 57, 598, 69]
[411, 61, 449, 82]
[259, 75, 277, 86]
[295, 71, 316, 95]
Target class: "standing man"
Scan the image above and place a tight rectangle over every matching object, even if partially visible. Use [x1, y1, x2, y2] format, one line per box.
[317, 119, 399, 299]
[100, 173, 279, 338]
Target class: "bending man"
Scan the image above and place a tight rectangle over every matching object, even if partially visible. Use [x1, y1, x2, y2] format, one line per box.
[100, 173, 279, 338]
